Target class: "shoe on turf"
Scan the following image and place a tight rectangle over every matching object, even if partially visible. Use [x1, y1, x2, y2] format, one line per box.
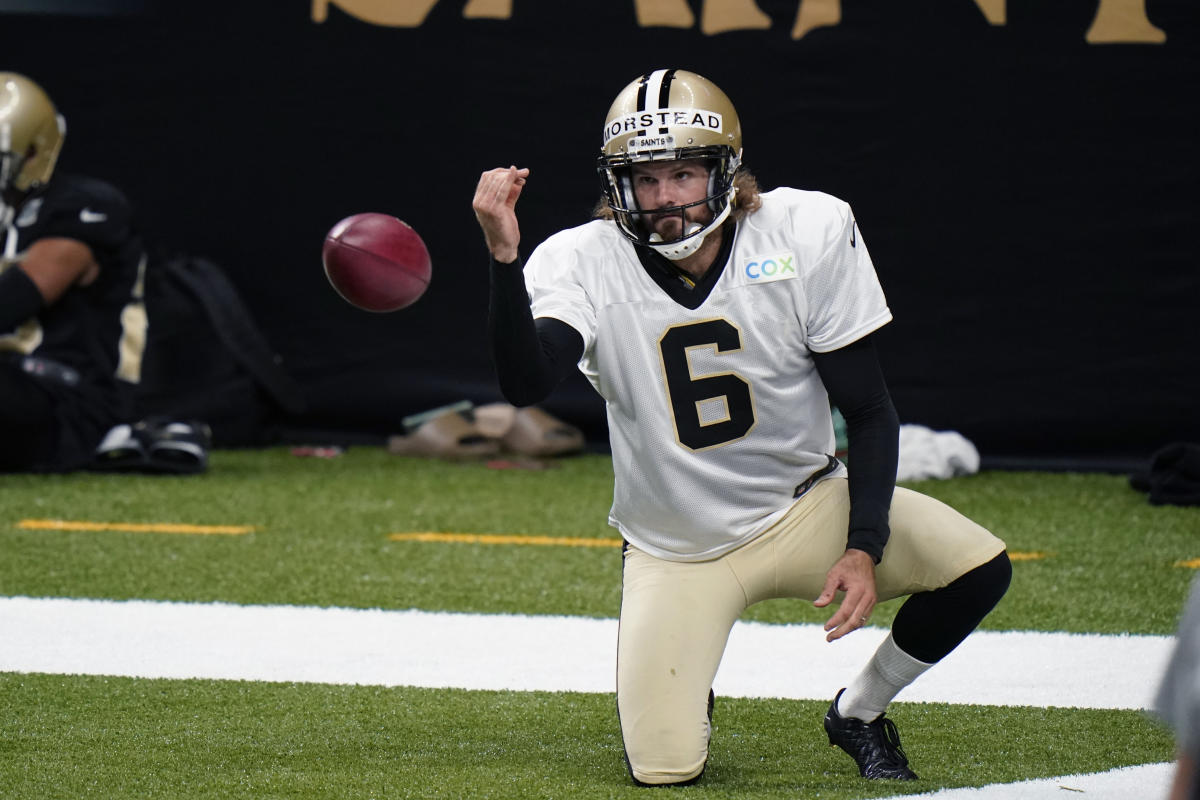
[823, 688, 918, 780]
[146, 418, 213, 474]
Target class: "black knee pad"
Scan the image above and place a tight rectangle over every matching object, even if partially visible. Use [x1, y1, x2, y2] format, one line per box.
[892, 551, 1012, 663]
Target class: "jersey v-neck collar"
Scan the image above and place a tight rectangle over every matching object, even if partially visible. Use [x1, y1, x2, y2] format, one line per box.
[633, 220, 736, 311]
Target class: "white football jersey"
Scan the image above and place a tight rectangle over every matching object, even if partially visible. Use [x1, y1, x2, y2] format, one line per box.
[524, 188, 892, 561]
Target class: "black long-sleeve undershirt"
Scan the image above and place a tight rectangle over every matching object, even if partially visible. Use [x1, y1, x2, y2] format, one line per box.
[0, 264, 45, 333]
[487, 254, 899, 562]
[488, 256, 582, 406]
[811, 338, 900, 563]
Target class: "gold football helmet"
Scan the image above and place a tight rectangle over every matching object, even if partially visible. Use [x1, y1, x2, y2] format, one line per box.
[0, 73, 66, 201]
[597, 69, 742, 260]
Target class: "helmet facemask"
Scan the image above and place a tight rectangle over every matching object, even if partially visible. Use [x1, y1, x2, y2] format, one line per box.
[0, 148, 25, 200]
[599, 151, 740, 260]
[596, 70, 743, 261]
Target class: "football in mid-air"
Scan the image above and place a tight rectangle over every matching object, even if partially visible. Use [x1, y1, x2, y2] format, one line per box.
[322, 212, 432, 312]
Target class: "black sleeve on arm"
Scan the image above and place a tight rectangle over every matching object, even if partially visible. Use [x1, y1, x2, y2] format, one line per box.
[0, 265, 46, 333]
[811, 334, 900, 564]
[488, 256, 584, 407]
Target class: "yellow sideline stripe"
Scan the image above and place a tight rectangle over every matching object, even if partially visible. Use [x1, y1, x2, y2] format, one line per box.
[1175, 558, 1200, 569]
[390, 532, 622, 548]
[390, 535, 1055, 558]
[17, 519, 256, 535]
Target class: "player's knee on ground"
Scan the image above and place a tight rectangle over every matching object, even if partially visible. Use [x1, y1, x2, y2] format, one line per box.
[621, 702, 711, 785]
[624, 741, 708, 786]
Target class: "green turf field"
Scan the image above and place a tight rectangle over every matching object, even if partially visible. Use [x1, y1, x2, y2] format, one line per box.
[0, 448, 1192, 798]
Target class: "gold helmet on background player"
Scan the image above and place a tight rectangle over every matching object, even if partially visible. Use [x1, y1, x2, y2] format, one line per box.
[0, 73, 66, 204]
[597, 69, 742, 260]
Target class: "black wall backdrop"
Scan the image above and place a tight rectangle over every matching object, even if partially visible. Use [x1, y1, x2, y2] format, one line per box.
[3, 0, 1197, 468]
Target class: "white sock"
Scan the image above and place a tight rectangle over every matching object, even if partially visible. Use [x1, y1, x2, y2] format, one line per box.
[837, 633, 933, 722]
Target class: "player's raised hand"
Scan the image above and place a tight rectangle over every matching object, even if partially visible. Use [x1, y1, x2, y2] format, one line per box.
[813, 548, 878, 642]
[472, 166, 529, 264]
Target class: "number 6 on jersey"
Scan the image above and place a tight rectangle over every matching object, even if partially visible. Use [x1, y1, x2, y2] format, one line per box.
[658, 319, 756, 451]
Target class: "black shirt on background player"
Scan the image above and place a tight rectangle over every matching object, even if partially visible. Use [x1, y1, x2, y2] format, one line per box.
[0, 173, 147, 471]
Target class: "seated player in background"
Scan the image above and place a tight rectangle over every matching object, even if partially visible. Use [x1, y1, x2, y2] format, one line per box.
[0, 72, 149, 472]
[473, 69, 1011, 785]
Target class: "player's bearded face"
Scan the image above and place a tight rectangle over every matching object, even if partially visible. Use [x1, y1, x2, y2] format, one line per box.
[631, 160, 714, 241]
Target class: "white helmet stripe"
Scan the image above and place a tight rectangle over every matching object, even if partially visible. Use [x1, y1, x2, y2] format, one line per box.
[641, 69, 673, 112]
[646, 69, 667, 111]
[637, 69, 675, 135]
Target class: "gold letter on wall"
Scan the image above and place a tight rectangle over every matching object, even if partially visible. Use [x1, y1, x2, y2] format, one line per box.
[791, 0, 839, 39]
[312, 0, 440, 26]
[634, 0, 769, 34]
[633, 0, 694, 28]
[702, 0, 771, 34]
[312, 0, 1165, 45]
[1086, 0, 1165, 43]
[463, 0, 512, 18]
[972, 0, 1005, 25]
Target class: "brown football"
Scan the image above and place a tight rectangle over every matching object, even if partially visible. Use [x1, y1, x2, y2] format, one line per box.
[322, 213, 432, 312]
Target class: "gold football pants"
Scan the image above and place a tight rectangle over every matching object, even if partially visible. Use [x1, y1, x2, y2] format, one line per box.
[616, 476, 1006, 785]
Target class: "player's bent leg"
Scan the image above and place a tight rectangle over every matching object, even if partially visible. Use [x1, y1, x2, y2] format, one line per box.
[873, 485, 1008, 602]
[760, 478, 867, 599]
[617, 545, 745, 786]
[890, 550, 1011, 663]
[828, 553, 1011, 779]
[830, 485, 1009, 779]
[856, 486, 1009, 698]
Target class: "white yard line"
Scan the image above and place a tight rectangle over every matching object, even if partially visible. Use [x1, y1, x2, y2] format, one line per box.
[0, 595, 1177, 800]
[0, 595, 1171, 709]
[875, 762, 1172, 799]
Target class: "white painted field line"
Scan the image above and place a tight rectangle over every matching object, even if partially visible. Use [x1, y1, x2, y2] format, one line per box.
[875, 762, 1172, 800]
[0, 596, 1172, 711]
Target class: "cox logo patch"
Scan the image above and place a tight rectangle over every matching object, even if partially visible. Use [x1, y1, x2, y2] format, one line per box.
[743, 252, 797, 284]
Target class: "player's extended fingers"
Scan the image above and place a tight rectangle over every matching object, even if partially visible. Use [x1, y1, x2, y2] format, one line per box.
[812, 571, 841, 609]
[843, 596, 876, 635]
[824, 587, 875, 642]
[823, 603, 855, 640]
[825, 611, 864, 642]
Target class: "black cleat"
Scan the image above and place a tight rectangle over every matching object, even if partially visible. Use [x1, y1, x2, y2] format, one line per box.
[823, 688, 918, 780]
